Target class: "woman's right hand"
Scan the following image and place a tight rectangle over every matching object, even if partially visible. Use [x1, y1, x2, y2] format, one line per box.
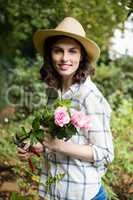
[17, 141, 31, 161]
[17, 142, 44, 161]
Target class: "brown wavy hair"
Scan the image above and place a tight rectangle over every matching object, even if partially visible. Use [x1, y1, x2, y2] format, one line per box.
[40, 35, 95, 89]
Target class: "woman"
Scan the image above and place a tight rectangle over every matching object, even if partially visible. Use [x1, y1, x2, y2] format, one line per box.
[18, 17, 114, 200]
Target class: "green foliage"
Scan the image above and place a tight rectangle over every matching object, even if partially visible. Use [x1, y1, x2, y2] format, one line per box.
[93, 55, 133, 110]
[0, 0, 130, 111]
[10, 192, 32, 200]
[93, 62, 121, 97]
[0, 123, 17, 161]
[5, 53, 47, 117]
[111, 98, 133, 173]
[102, 179, 119, 200]
[0, 136, 16, 160]
[104, 98, 133, 199]
[45, 172, 65, 193]
[0, 64, 7, 111]
[0, 0, 129, 62]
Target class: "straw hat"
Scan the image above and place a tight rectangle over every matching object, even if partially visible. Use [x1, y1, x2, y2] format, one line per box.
[33, 17, 100, 62]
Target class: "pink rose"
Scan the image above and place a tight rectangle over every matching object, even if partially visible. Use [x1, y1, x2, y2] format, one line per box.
[71, 111, 91, 131]
[54, 106, 70, 127]
[70, 112, 80, 127]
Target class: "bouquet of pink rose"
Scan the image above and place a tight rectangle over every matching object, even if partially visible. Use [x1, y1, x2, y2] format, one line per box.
[14, 99, 91, 172]
[14, 99, 91, 146]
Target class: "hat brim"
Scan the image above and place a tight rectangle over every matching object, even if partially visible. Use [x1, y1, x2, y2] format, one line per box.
[33, 29, 100, 62]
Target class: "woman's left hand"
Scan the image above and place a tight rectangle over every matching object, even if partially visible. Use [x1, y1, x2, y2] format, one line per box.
[42, 135, 94, 161]
[42, 135, 66, 152]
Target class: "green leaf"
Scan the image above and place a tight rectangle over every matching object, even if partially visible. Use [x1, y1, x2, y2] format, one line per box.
[20, 126, 30, 138]
[30, 133, 38, 145]
[10, 192, 31, 200]
[53, 99, 72, 108]
[20, 127, 26, 135]
[65, 124, 77, 138]
[32, 117, 40, 130]
[36, 129, 45, 141]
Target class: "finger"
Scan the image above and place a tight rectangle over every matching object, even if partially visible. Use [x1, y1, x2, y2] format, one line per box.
[42, 141, 49, 148]
[43, 127, 49, 132]
[32, 142, 44, 152]
[44, 134, 53, 142]
[18, 151, 30, 156]
[18, 152, 33, 160]
[19, 155, 30, 161]
[18, 154, 28, 161]
[31, 146, 43, 154]
[17, 147, 27, 153]
[23, 142, 30, 151]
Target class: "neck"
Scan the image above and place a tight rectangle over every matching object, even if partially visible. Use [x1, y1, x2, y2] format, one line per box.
[61, 76, 73, 94]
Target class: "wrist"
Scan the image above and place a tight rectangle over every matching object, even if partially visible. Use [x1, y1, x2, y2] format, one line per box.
[53, 139, 66, 152]
[57, 140, 73, 154]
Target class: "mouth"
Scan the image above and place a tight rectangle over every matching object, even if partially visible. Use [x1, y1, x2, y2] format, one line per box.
[58, 64, 72, 70]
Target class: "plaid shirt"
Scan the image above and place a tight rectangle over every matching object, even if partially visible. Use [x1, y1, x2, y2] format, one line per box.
[39, 77, 114, 200]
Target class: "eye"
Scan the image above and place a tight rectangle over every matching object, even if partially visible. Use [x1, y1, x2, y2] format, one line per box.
[52, 48, 63, 54]
[69, 49, 78, 54]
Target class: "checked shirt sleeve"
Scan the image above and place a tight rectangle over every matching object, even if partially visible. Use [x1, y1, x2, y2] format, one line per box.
[84, 92, 114, 167]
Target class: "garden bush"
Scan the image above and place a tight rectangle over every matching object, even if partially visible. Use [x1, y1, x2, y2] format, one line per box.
[0, 55, 133, 199]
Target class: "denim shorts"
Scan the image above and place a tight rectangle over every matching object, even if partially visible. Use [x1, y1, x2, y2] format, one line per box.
[92, 185, 107, 200]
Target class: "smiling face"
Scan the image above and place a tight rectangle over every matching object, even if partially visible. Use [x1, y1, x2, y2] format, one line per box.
[51, 37, 81, 80]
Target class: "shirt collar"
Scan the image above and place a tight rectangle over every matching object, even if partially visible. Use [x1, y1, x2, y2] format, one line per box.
[58, 76, 92, 99]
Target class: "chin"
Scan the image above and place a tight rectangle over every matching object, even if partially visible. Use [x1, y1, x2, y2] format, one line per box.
[59, 72, 73, 77]
[59, 69, 74, 75]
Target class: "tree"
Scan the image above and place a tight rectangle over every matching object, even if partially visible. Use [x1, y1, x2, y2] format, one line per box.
[0, 0, 130, 110]
[0, 0, 130, 60]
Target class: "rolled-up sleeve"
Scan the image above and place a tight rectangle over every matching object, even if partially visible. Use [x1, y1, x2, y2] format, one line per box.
[84, 92, 114, 167]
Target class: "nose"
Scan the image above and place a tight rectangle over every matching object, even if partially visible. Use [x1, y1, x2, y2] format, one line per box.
[61, 51, 69, 62]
